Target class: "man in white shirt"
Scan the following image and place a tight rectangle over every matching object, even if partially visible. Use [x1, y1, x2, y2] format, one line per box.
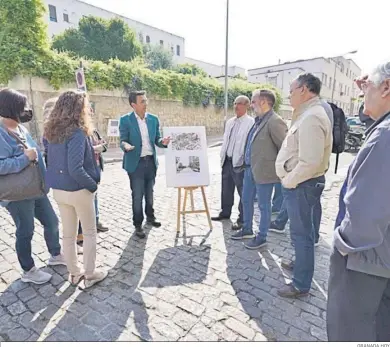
[212, 96, 254, 230]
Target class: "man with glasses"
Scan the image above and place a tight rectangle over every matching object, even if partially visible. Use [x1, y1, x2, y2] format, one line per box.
[327, 62, 390, 341]
[275, 73, 332, 298]
[212, 95, 254, 230]
[119, 91, 171, 238]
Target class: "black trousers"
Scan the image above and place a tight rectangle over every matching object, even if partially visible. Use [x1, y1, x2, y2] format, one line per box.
[220, 158, 244, 223]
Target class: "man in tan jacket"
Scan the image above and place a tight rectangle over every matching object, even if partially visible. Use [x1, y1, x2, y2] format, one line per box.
[275, 73, 332, 298]
[231, 89, 287, 249]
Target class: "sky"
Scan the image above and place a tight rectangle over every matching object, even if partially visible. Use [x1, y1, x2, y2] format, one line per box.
[83, 0, 389, 74]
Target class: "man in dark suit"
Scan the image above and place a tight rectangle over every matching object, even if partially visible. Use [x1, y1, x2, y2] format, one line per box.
[119, 91, 170, 238]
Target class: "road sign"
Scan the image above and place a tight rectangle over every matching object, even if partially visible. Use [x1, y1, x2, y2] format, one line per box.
[75, 68, 87, 92]
[107, 119, 119, 137]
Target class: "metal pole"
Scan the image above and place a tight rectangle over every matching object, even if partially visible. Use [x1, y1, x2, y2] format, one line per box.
[223, 0, 229, 131]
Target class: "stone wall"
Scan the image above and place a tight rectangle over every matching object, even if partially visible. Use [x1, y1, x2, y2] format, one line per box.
[7, 76, 229, 146]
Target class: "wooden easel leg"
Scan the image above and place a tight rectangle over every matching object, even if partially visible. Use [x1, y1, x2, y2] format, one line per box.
[201, 187, 212, 231]
[177, 187, 182, 232]
[190, 189, 195, 211]
[183, 189, 188, 213]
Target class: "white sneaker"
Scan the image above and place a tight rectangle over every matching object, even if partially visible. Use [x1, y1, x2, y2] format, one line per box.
[84, 270, 108, 289]
[48, 254, 67, 266]
[21, 267, 52, 284]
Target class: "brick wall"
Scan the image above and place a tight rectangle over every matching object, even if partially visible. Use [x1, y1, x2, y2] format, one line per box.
[8, 76, 229, 146]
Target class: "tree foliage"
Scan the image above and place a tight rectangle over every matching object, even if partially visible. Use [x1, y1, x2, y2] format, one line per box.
[175, 63, 207, 77]
[0, 0, 283, 112]
[52, 16, 143, 62]
[0, 0, 49, 83]
[143, 44, 174, 71]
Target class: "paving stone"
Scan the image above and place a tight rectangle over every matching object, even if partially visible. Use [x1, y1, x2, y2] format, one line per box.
[210, 322, 238, 341]
[301, 311, 326, 329]
[46, 330, 74, 342]
[17, 287, 38, 302]
[261, 314, 290, 335]
[0, 291, 18, 306]
[254, 332, 268, 341]
[82, 311, 110, 329]
[171, 310, 199, 330]
[288, 327, 318, 342]
[293, 300, 322, 316]
[177, 298, 205, 317]
[224, 317, 255, 340]
[26, 296, 48, 313]
[100, 323, 124, 341]
[38, 284, 57, 297]
[71, 324, 101, 341]
[7, 300, 27, 316]
[6, 327, 32, 341]
[152, 320, 182, 341]
[189, 322, 219, 341]
[310, 325, 328, 341]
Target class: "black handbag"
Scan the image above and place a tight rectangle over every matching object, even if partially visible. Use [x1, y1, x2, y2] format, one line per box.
[0, 128, 45, 201]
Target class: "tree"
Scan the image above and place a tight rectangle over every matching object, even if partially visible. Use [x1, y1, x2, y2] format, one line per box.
[175, 63, 207, 77]
[143, 44, 174, 71]
[0, 0, 50, 83]
[52, 16, 143, 62]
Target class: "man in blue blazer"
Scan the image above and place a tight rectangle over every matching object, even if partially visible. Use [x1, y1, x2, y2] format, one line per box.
[119, 91, 170, 238]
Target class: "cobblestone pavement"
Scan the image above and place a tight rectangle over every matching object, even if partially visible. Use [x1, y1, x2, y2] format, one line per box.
[0, 148, 355, 342]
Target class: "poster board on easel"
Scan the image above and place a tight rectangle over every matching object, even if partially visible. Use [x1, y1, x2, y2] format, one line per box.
[163, 126, 210, 188]
[163, 126, 212, 232]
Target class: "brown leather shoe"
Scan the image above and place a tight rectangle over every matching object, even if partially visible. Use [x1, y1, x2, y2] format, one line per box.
[277, 284, 309, 298]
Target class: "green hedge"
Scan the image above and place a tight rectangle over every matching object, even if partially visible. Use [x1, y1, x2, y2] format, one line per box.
[32, 52, 282, 111]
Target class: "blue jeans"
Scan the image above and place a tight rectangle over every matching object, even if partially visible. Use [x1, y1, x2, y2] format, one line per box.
[6, 195, 61, 272]
[275, 188, 322, 243]
[129, 156, 156, 227]
[284, 176, 325, 292]
[242, 167, 274, 240]
[272, 182, 283, 212]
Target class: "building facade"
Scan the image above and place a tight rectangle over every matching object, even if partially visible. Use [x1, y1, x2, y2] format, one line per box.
[43, 0, 185, 62]
[248, 57, 362, 116]
[183, 57, 246, 78]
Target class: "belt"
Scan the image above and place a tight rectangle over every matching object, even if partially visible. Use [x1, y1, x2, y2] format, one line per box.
[140, 155, 153, 160]
[226, 156, 232, 161]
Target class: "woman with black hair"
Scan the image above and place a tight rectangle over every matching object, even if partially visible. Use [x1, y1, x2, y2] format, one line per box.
[0, 88, 65, 284]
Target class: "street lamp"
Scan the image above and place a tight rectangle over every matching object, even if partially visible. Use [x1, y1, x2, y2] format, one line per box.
[330, 50, 358, 103]
[223, 0, 229, 131]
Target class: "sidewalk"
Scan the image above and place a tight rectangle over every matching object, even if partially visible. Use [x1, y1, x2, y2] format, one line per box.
[104, 134, 223, 163]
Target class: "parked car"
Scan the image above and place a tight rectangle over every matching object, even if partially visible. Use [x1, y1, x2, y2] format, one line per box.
[346, 117, 365, 133]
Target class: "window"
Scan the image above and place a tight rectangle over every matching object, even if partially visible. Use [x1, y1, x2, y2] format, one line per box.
[176, 45, 181, 56]
[63, 13, 69, 23]
[171, 46, 174, 54]
[138, 33, 144, 43]
[160, 40, 164, 46]
[146, 35, 150, 43]
[346, 68, 349, 77]
[49, 5, 57, 22]
[267, 76, 277, 87]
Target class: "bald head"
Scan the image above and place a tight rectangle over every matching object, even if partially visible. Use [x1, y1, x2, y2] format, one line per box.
[234, 95, 250, 117]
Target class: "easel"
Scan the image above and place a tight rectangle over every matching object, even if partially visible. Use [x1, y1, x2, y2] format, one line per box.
[176, 186, 213, 232]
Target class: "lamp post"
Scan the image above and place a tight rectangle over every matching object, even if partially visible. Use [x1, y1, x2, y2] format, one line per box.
[223, 0, 229, 131]
[330, 50, 357, 103]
